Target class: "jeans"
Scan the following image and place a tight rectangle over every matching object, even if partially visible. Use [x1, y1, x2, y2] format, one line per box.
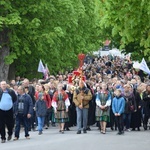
[115, 114, 124, 132]
[37, 117, 45, 131]
[14, 114, 29, 138]
[76, 107, 88, 131]
[123, 113, 131, 129]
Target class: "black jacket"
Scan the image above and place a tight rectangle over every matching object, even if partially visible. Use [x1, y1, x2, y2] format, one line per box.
[14, 94, 33, 116]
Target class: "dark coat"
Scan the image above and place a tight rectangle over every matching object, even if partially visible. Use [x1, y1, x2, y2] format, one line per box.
[35, 100, 47, 117]
[14, 94, 33, 116]
[130, 91, 142, 128]
[143, 91, 150, 116]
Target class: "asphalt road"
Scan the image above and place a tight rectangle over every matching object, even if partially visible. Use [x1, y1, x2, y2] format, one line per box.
[1, 125, 150, 150]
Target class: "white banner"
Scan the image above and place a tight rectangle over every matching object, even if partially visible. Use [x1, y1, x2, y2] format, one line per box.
[139, 58, 150, 75]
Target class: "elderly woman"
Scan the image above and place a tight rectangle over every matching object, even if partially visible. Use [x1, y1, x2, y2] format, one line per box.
[52, 83, 70, 133]
[95, 82, 111, 134]
[122, 84, 136, 131]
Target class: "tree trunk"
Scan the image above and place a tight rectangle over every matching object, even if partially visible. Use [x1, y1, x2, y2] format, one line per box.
[0, 29, 10, 81]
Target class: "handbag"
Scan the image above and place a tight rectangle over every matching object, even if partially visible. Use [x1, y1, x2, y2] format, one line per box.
[129, 101, 134, 111]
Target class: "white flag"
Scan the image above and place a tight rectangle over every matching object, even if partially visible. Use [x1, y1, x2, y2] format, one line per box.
[38, 59, 45, 73]
[139, 58, 150, 75]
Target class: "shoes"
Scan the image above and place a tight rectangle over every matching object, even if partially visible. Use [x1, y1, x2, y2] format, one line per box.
[83, 129, 87, 133]
[7, 135, 12, 141]
[111, 127, 114, 131]
[38, 131, 43, 135]
[61, 130, 64, 134]
[86, 127, 91, 131]
[64, 128, 70, 131]
[77, 130, 81, 134]
[1, 140, 6, 143]
[137, 127, 140, 131]
[126, 129, 131, 132]
[143, 124, 147, 130]
[26, 136, 30, 139]
[13, 137, 18, 141]
[132, 128, 135, 131]
[117, 132, 122, 135]
[52, 124, 56, 127]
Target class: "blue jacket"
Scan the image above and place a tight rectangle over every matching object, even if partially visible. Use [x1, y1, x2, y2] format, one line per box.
[112, 96, 125, 115]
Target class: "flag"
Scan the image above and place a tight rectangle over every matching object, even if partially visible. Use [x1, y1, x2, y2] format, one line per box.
[139, 58, 150, 75]
[44, 64, 49, 79]
[133, 61, 140, 69]
[38, 59, 45, 73]
[45, 64, 50, 74]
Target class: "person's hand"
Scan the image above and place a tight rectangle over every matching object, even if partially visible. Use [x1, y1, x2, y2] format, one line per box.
[100, 106, 105, 110]
[117, 113, 120, 116]
[115, 113, 118, 116]
[27, 114, 31, 118]
[79, 104, 83, 109]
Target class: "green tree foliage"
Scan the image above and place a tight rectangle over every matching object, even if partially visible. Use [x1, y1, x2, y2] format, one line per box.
[0, 0, 102, 80]
[99, 0, 150, 61]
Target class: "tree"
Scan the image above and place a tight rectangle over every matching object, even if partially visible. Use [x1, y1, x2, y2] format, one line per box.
[0, 0, 102, 80]
[99, 0, 150, 61]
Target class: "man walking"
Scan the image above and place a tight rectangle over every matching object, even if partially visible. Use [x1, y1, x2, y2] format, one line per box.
[13, 86, 33, 140]
[0, 81, 17, 143]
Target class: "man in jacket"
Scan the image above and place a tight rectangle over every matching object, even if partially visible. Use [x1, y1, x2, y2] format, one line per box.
[73, 79, 92, 134]
[0, 81, 17, 143]
[13, 86, 33, 140]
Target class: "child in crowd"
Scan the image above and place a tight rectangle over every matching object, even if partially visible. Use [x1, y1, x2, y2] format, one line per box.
[35, 93, 47, 135]
[112, 89, 125, 135]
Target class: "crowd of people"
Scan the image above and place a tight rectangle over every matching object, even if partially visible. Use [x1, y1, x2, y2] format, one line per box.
[0, 55, 150, 143]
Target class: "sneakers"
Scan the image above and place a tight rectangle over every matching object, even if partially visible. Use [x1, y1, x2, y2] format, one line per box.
[83, 129, 87, 133]
[38, 131, 43, 135]
[7, 135, 12, 141]
[77, 130, 81, 134]
[26, 136, 30, 139]
[13, 137, 19, 141]
[1, 139, 6, 143]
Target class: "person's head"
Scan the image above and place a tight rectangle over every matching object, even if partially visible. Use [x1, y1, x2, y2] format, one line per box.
[38, 92, 44, 100]
[0, 81, 7, 91]
[24, 86, 29, 94]
[114, 89, 122, 97]
[38, 85, 45, 92]
[57, 83, 63, 92]
[79, 79, 85, 89]
[23, 78, 29, 87]
[44, 84, 49, 91]
[101, 82, 107, 90]
[146, 84, 150, 93]
[124, 84, 131, 92]
[17, 86, 25, 95]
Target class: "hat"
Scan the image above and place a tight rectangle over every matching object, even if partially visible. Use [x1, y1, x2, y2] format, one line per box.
[38, 93, 43, 99]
